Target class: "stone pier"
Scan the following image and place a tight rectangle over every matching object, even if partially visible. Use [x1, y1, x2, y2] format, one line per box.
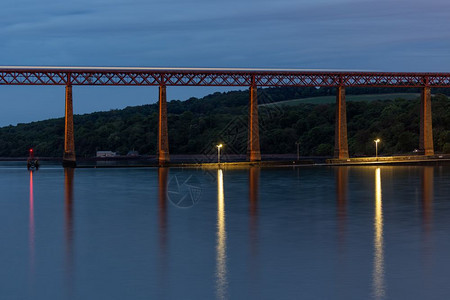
[63, 85, 76, 167]
[419, 87, 434, 155]
[334, 86, 349, 159]
[247, 81, 261, 161]
[158, 85, 170, 165]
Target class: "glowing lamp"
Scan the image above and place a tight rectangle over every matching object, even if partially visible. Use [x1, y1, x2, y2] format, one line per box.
[216, 144, 223, 163]
[374, 139, 380, 158]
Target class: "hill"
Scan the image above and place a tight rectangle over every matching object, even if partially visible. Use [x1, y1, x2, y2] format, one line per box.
[1, 86, 450, 157]
[261, 93, 421, 106]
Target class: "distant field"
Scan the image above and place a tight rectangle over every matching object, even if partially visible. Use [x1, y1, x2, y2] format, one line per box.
[261, 93, 421, 107]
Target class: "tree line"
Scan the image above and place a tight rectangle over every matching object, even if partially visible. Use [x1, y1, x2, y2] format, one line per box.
[0, 86, 450, 157]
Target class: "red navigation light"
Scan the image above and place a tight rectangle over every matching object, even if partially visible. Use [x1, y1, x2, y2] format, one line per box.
[29, 148, 33, 153]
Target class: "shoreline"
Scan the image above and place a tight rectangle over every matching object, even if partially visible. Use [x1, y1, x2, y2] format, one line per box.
[3, 154, 450, 168]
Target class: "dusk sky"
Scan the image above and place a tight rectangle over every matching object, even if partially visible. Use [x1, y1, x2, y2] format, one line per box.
[1, 0, 449, 126]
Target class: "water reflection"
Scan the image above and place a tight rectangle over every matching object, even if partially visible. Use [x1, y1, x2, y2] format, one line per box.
[64, 168, 75, 297]
[64, 168, 75, 263]
[248, 167, 260, 298]
[421, 167, 434, 275]
[216, 169, 227, 300]
[29, 171, 35, 275]
[249, 167, 259, 247]
[421, 167, 433, 232]
[373, 168, 385, 299]
[158, 168, 168, 252]
[157, 167, 169, 297]
[9, 164, 450, 299]
[335, 167, 348, 248]
[64, 168, 75, 299]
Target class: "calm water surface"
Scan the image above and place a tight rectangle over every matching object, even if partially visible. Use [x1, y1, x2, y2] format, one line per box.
[1, 163, 450, 299]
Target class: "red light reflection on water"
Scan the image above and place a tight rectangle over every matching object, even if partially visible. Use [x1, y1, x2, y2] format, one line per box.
[29, 171, 35, 276]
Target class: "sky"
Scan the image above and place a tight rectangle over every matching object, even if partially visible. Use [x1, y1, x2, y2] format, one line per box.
[0, 0, 449, 126]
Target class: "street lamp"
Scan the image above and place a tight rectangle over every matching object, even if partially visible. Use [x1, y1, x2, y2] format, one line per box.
[295, 141, 300, 161]
[216, 144, 223, 163]
[374, 139, 380, 158]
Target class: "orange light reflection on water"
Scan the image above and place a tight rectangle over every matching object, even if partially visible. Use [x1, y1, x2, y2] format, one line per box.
[63, 167, 75, 298]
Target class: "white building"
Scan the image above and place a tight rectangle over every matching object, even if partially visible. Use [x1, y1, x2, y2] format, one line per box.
[96, 151, 117, 157]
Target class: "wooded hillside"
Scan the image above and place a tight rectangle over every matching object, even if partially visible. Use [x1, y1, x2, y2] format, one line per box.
[1, 86, 450, 157]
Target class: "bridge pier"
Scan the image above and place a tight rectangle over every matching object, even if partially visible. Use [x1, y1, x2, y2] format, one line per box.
[247, 81, 261, 161]
[334, 86, 349, 159]
[63, 85, 76, 167]
[419, 87, 434, 155]
[158, 85, 170, 165]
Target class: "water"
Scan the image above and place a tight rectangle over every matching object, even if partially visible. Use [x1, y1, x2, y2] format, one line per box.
[1, 162, 450, 299]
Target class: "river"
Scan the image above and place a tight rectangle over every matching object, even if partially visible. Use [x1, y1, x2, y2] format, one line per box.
[0, 162, 449, 299]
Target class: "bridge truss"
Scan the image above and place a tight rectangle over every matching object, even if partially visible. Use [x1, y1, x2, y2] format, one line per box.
[0, 66, 446, 165]
[0, 67, 450, 87]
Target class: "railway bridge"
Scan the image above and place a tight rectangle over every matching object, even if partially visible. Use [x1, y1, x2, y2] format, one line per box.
[1, 66, 449, 166]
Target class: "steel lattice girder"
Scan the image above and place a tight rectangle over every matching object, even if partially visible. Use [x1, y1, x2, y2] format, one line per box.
[0, 67, 450, 87]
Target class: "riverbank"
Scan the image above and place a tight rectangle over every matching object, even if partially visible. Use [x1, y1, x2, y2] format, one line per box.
[3, 154, 450, 168]
[326, 154, 450, 166]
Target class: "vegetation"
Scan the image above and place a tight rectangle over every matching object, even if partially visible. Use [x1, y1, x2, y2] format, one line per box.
[261, 93, 420, 106]
[1, 87, 450, 157]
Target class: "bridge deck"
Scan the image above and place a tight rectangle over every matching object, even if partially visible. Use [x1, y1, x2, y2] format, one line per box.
[0, 67, 449, 87]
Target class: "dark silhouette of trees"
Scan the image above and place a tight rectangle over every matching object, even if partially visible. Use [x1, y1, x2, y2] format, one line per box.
[0, 87, 449, 157]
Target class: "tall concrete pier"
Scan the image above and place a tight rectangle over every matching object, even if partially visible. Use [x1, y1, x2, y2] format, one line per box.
[334, 86, 349, 159]
[63, 84, 76, 167]
[158, 84, 170, 165]
[419, 87, 434, 155]
[248, 80, 261, 162]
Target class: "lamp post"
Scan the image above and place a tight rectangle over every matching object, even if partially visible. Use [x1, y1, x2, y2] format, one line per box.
[216, 144, 223, 163]
[295, 141, 300, 161]
[374, 139, 380, 159]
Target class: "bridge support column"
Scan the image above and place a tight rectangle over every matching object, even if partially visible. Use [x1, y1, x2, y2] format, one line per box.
[334, 86, 349, 159]
[158, 85, 170, 165]
[63, 85, 76, 167]
[247, 82, 261, 161]
[419, 87, 434, 156]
